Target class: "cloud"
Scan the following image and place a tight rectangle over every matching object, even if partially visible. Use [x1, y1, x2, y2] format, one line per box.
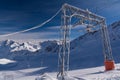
[0, 32, 56, 41]
[0, 25, 85, 41]
[0, 26, 60, 41]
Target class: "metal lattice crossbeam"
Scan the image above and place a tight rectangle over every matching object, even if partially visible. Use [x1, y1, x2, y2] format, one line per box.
[62, 3, 105, 24]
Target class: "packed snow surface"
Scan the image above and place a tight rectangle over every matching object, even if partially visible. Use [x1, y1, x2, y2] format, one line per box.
[0, 64, 120, 80]
[0, 58, 15, 65]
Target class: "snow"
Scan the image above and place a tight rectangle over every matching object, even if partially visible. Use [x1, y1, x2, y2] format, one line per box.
[57, 75, 78, 80]
[0, 58, 15, 65]
[0, 64, 120, 80]
[35, 73, 57, 80]
[0, 21, 120, 80]
[10, 42, 40, 52]
[0, 40, 58, 56]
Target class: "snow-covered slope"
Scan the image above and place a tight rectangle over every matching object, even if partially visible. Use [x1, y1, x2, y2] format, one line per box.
[0, 58, 15, 65]
[0, 40, 58, 70]
[0, 40, 58, 57]
[0, 40, 40, 55]
[69, 20, 120, 69]
[0, 20, 120, 71]
[1, 64, 120, 80]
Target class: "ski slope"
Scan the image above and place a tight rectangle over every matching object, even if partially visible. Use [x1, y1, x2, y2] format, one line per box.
[0, 20, 120, 80]
[0, 64, 120, 80]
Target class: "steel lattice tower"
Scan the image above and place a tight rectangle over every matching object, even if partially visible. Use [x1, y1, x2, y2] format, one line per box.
[57, 3, 115, 80]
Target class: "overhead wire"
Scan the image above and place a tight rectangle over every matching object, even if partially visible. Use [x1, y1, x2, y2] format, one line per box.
[0, 8, 62, 37]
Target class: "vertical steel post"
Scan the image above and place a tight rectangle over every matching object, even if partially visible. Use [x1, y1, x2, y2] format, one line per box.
[101, 20, 115, 70]
[57, 5, 71, 80]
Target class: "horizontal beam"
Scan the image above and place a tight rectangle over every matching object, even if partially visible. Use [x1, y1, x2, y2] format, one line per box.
[62, 3, 105, 22]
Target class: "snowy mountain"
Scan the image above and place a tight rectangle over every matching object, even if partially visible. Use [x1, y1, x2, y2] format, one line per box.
[0, 40, 58, 70]
[0, 20, 120, 71]
[69, 20, 120, 69]
[0, 40, 58, 57]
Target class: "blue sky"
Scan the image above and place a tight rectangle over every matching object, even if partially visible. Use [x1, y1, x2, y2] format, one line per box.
[0, 0, 120, 41]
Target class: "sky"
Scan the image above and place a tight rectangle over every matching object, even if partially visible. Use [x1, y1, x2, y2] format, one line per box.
[0, 0, 120, 41]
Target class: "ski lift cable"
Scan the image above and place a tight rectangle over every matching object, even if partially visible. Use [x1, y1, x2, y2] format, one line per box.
[0, 8, 62, 37]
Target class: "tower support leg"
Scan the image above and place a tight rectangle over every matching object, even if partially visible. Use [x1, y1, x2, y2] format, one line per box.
[101, 22, 115, 71]
[104, 60, 115, 71]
